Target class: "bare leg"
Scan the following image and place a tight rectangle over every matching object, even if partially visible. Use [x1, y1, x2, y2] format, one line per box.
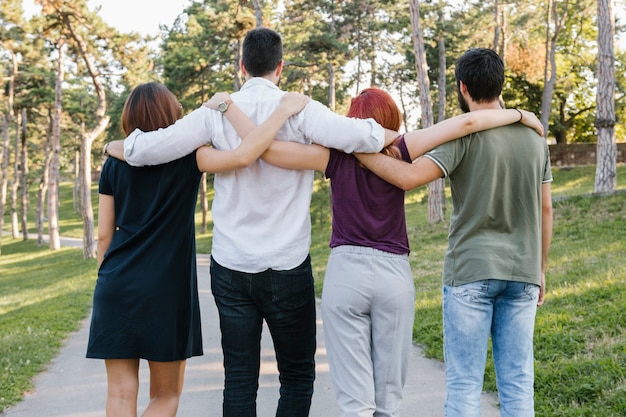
[105, 359, 140, 417]
[141, 360, 186, 417]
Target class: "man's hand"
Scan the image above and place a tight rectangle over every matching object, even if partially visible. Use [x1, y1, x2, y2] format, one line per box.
[104, 140, 125, 161]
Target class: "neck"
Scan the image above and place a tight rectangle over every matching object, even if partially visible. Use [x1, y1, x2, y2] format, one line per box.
[469, 99, 503, 112]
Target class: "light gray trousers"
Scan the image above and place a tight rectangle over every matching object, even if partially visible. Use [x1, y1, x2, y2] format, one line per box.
[321, 246, 416, 417]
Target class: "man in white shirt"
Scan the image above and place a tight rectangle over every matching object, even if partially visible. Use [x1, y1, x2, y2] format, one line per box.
[118, 27, 395, 417]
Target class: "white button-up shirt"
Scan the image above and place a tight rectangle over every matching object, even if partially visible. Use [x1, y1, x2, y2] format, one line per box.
[124, 77, 385, 273]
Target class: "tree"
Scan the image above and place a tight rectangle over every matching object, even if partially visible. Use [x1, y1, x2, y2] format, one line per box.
[540, 0, 570, 138]
[594, 0, 617, 192]
[409, 0, 444, 223]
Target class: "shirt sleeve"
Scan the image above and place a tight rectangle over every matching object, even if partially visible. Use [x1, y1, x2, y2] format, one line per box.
[299, 100, 385, 153]
[124, 107, 216, 166]
[542, 143, 553, 183]
[424, 139, 466, 178]
[98, 158, 114, 195]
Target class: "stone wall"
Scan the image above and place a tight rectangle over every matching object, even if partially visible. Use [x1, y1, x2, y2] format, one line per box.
[549, 143, 626, 167]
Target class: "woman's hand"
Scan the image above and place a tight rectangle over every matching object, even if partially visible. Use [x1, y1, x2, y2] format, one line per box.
[277, 92, 310, 117]
[518, 109, 544, 137]
[203, 92, 232, 110]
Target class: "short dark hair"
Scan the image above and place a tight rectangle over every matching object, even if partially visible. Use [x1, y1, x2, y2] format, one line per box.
[454, 48, 504, 103]
[121, 82, 182, 135]
[242, 27, 283, 77]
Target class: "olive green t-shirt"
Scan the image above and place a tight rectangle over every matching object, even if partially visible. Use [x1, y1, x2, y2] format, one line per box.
[425, 123, 552, 286]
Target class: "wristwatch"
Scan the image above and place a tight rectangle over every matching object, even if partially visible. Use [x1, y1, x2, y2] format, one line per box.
[218, 99, 233, 113]
[103, 142, 110, 156]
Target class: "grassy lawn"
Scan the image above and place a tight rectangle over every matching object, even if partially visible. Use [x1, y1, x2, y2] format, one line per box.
[1, 163, 625, 415]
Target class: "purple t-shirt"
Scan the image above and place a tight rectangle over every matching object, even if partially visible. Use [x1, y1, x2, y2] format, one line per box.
[325, 136, 412, 254]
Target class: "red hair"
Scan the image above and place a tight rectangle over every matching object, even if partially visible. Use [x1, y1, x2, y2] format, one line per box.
[121, 82, 183, 135]
[348, 88, 403, 159]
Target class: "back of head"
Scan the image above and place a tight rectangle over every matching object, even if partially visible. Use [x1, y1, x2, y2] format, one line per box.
[454, 48, 504, 104]
[348, 88, 403, 160]
[347, 88, 401, 131]
[121, 82, 183, 136]
[242, 27, 283, 77]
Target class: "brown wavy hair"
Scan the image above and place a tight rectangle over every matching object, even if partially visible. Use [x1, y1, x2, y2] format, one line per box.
[347, 88, 403, 160]
[121, 82, 183, 136]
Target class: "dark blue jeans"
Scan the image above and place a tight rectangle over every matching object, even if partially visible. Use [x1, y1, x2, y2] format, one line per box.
[210, 256, 317, 417]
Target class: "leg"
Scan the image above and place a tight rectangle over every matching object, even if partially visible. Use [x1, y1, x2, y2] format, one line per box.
[322, 248, 376, 417]
[211, 257, 263, 417]
[492, 281, 539, 417]
[105, 358, 140, 417]
[442, 281, 497, 417]
[261, 256, 316, 417]
[142, 360, 186, 417]
[371, 253, 415, 417]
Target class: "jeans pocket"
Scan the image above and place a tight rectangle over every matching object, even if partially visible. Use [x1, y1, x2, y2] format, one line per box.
[210, 258, 234, 297]
[523, 283, 540, 301]
[270, 258, 314, 310]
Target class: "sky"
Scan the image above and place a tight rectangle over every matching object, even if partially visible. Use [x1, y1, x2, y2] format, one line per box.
[23, 0, 191, 36]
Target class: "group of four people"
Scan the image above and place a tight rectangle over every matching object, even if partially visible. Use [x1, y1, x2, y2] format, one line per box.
[87, 26, 552, 417]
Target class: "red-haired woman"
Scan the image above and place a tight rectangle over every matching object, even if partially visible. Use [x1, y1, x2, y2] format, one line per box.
[88, 82, 308, 417]
[217, 87, 542, 416]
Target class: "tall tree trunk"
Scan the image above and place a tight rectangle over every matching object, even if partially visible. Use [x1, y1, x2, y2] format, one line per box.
[540, 0, 569, 139]
[61, 12, 110, 259]
[409, 0, 444, 223]
[48, 40, 63, 251]
[20, 108, 28, 240]
[0, 115, 9, 255]
[73, 146, 80, 214]
[328, 63, 336, 111]
[38, 112, 53, 246]
[437, 3, 447, 217]
[594, 0, 617, 192]
[234, 38, 243, 91]
[11, 111, 19, 239]
[252, 0, 263, 27]
[79, 133, 96, 259]
[493, 0, 501, 53]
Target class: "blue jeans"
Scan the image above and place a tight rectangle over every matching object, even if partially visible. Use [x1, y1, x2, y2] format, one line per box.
[210, 256, 316, 417]
[443, 280, 539, 417]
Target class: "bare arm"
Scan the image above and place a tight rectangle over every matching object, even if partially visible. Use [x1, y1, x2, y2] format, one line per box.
[538, 182, 553, 306]
[104, 141, 125, 161]
[97, 194, 115, 268]
[404, 109, 543, 160]
[354, 153, 444, 191]
[261, 141, 330, 172]
[196, 92, 310, 173]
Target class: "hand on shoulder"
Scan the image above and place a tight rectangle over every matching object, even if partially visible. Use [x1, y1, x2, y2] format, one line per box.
[203, 92, 232, 111]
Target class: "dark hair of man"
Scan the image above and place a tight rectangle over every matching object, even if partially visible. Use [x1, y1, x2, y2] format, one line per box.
[241, 27, 283, 77]
[454, 48, 504, 103]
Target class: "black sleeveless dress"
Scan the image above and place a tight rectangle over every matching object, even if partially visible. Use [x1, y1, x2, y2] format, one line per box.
[87, 152, 203, 361]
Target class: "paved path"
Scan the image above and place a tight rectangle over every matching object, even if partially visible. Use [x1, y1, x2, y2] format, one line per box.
[2, 240, 501, 416]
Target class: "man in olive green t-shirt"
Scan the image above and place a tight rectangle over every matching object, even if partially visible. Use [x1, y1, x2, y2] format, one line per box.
[355, 48, 553, 417]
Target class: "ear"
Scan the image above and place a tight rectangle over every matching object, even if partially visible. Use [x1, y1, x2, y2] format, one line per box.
[240, 59, 248, 77]
[458, 80, 468, 95]
[275, 60, 284, 77]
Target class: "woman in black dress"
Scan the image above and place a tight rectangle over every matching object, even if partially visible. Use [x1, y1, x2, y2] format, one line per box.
[87, 82, 308, 417]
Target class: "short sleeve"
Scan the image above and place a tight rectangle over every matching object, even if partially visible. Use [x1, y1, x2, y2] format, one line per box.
[542, 143, 553, 183]
[98, 158, 115, 195]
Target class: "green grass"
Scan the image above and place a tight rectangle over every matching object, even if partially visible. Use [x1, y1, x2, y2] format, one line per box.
[0, 240, 96, 411]
[1, 164, 625, 414]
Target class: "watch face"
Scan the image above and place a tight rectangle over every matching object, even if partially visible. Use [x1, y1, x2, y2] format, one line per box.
[218, 102, 227, 112]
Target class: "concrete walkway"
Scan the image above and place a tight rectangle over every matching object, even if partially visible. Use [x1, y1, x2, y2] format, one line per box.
[1, 241, 501, 417]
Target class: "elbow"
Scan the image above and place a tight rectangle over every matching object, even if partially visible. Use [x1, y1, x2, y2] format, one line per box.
[399, 182, 414, 192]
[236, 153, 259, 169]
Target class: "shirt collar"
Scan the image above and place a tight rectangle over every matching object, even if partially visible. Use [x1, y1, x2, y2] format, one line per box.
[240, 77, 280, 92]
